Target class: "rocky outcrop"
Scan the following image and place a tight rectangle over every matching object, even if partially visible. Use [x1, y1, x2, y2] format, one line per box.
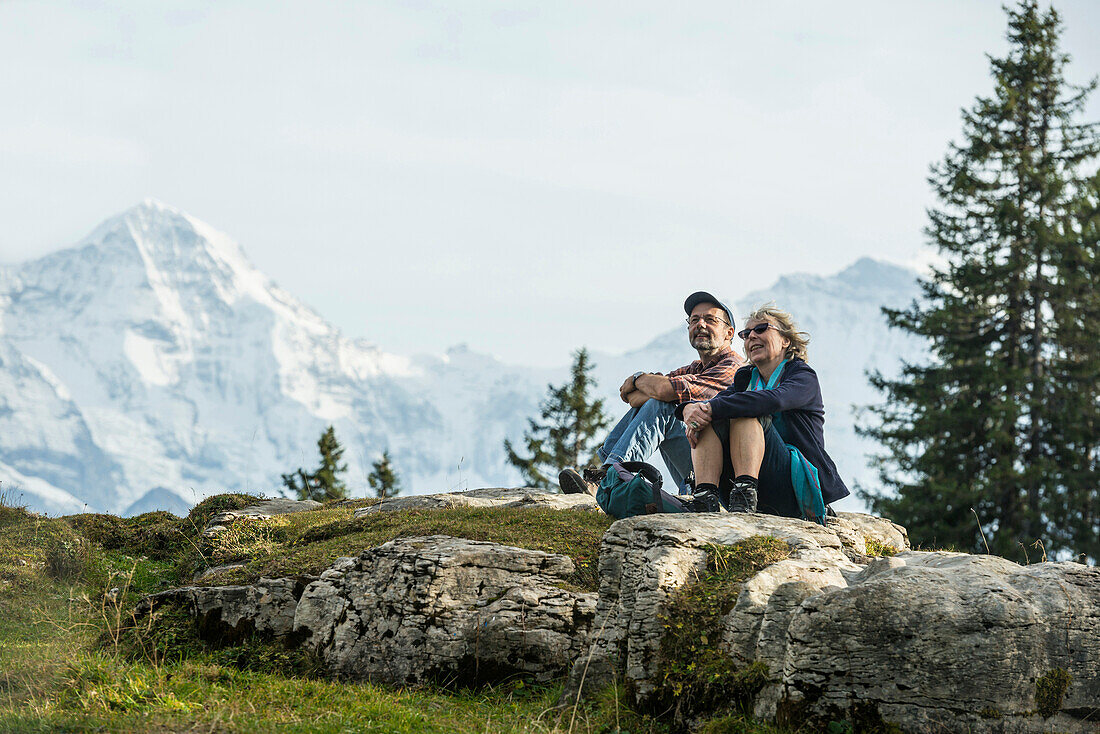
[562, 512, 1098, 734]
[138, 577, 308, 640]
[144, 489, 1097, 733]
[143, 533, 596, 686]
[353, 487, 601, 516]
[293, 535, 596, 684]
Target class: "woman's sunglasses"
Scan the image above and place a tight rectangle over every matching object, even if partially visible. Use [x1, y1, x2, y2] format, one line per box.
[737, 323, 775, 340]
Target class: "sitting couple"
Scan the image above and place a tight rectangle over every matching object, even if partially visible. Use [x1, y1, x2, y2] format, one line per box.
[559, 292, 848, 521]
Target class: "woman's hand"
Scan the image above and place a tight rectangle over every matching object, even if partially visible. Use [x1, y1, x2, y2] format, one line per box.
[682, 402, 712, 448]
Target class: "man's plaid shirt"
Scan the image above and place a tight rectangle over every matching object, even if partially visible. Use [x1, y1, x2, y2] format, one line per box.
[666, 347, 744, 403]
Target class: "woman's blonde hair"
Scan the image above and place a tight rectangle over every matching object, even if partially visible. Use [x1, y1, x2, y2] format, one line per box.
[744, 304, 810, 361]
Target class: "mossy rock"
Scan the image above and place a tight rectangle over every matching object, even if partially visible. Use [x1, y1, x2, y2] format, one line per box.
[111, 599, 320, 677]
[185, 493, 266, 534]
[652, 536, 791, 726]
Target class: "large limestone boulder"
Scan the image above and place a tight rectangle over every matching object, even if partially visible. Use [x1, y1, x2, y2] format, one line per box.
[293, 535, 597, 685]
[564, 512, 1098, 734]
[779, 552, 1100, 733]
[141, 531, 597, 686]
[564, 513, 868, 705]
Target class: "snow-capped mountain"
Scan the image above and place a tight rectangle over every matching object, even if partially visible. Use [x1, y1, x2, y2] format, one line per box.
[0, 202, 925, 515]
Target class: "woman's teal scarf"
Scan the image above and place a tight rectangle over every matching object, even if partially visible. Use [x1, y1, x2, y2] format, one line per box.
[748, 360, 827, 525]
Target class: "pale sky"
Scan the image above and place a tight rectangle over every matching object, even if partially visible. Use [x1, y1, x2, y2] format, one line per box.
[2, 1, 1098, 366]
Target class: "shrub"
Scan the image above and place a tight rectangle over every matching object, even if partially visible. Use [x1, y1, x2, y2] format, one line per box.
[864, 538, 897, 557]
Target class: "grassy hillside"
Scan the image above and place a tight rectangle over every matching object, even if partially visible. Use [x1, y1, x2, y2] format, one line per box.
[0, 495, 789, 733]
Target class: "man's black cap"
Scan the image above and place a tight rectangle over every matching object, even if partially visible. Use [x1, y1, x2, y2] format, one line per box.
[684, 291, 735, 330]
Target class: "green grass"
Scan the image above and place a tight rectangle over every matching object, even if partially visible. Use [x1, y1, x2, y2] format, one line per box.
[242, 506, 613, 590]
[864, 538, 898, 557]
[0, 494, 794, 733]
[3, 649, 573, 733]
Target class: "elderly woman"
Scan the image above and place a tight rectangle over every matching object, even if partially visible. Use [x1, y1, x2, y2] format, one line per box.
[678, 306, 849, 521]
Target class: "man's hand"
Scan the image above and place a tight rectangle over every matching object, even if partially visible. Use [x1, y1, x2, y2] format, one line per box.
[621, 371, 677, 404]
[619, 374, 641, 403]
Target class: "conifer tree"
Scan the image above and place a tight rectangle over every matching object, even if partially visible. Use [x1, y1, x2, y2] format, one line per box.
[368, 450, 402, 499]
[281, 425, 349, 501]
[280, 467, 318, 502]
[504, 347, 611, 490]
[861, 1, 1100, 560]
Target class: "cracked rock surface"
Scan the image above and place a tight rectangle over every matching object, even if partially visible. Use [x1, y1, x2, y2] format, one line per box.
[563, 513, 868, 707]
[293, 535, 596, 684]
[780, 552, 1100, 733]
[138, 577, 309, 640]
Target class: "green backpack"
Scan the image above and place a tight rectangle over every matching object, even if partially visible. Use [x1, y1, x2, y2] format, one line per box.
[595, 461, 691, 520]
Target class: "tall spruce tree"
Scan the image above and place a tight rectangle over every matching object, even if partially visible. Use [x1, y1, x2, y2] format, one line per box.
[281, 425, 349, 501]
[504, 347, 611, 490]
[368, 450, 402, 499]
[1044, 172, 1100, 559]
[861, 1, 1100, 561]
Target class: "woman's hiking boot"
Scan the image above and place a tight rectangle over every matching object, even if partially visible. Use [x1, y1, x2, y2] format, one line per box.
[725, 478, 758, 513]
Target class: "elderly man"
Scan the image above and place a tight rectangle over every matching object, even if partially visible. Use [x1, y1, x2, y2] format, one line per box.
[559, 291, 744, 496]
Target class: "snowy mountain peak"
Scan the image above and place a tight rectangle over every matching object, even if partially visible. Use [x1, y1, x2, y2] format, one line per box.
[0, 202, 448, 513]
[834, 257, 921, 294]
[80, 200, 269, 310]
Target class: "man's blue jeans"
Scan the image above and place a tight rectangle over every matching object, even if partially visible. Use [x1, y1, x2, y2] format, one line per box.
[597, 399, 692, 494]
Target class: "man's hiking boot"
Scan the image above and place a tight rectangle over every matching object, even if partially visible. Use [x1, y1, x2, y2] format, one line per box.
[725, 480, 758, 513]
[559, 467, 601, 496]
[688, 487, 723, 513]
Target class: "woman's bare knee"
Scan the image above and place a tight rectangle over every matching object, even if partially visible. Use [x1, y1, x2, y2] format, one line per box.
[729, 417, 762, 435]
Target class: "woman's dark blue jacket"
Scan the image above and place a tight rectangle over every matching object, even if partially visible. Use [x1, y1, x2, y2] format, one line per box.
[679, 358, 850, 505]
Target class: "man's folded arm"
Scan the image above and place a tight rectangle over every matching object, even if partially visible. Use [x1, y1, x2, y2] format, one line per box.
[632, 373, 677, 402]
